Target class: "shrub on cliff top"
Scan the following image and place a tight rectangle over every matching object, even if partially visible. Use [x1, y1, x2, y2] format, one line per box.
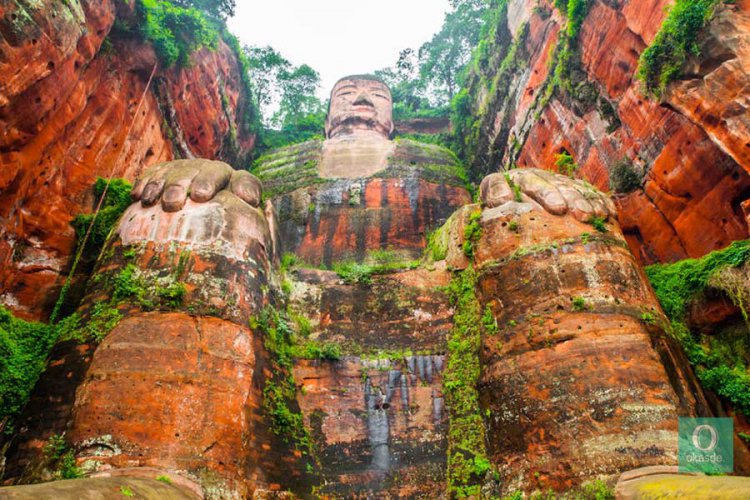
[134, 0, 219, 67]
[637, 0, 720, 96]
[645, 239, 750, 320]
[609, 158, 642, 194]
[646, 240, 750, 415]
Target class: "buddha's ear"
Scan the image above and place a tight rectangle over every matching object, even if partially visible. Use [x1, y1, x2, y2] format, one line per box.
[388, 121, 395, 139]
[325, 119, 331, 138]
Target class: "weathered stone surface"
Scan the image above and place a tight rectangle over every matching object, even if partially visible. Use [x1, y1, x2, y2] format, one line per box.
[0, 475, 200, 499]
[256, 138, 471, 267]
[3, 165, 289, 496]
[665, 1, 750, 175]
[0, 1, 254, 320]
[319, 133, 395, 179]
[394, 116, 451, 136]
[294, 356, 448, 498]
[286, 264, 452, 497]
[615, 466, 750, 499]
[456, 170, 709, 493]
[289, 266, 452, 355]
[68, 312, 265, 497]
[461, 0, 750, 265]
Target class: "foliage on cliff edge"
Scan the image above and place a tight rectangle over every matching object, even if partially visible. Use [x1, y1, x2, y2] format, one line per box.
[637, 0, 721, 96]
[646, 240, 750, 415]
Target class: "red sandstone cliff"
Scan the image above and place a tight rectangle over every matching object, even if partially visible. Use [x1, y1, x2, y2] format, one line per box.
[0, 0, 255, 320]
[461, 0, 750, 265]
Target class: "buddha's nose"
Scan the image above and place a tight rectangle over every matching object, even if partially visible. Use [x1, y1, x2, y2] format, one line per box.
[353, 92, 374, 107]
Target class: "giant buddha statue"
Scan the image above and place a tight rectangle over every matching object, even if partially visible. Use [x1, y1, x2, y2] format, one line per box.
[3, 76, 728, 499]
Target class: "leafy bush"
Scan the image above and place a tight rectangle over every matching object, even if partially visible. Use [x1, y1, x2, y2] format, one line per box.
[71, 178, 133, 262]
[555, 151, 578, 177]
[609, 159, 642, 193]
[0, 307, 58, 431]
[645, 240, 750, 320]
[462, 210, 483, 258]
[637, 0, 719, 96]
[156, 282, 187, 308]
[646, 241, 750, 415]
[43, 434, 82, 479]
[572, 296, 586, 311]
[293, 341, 342, 361]
[333, 262, 374, 286]
[251, 306, 313, 453]
[134, 0, 219, 67]
[587, 216, 608, 233]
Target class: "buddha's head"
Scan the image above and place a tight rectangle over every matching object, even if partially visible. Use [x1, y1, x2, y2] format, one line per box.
[325, 75, 394, 139]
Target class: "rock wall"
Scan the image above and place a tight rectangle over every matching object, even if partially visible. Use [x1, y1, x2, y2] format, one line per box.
[460, 0, 750, 265]
[0, 0, 255, 320]
[289, 267, 453, 497]
[255, 138, 472, 267]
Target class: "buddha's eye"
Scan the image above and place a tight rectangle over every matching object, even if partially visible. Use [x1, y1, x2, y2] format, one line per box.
[374, 94, 389, 100]
[337, 91, 354, 97]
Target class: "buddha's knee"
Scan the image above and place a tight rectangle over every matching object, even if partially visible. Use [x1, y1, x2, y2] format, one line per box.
[66, 160, 276, 496]
[455, 169, 704, 490]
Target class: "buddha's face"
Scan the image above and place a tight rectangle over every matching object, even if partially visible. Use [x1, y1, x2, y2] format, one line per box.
[325, 78, 394, 139]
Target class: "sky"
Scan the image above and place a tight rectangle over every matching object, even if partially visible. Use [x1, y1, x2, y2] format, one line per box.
[227, 0, 452, 100]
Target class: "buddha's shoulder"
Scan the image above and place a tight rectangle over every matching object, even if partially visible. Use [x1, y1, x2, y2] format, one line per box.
[381, 138, 467, 187]
[390, 138, 459, 167]
[253, 139, 324, 173]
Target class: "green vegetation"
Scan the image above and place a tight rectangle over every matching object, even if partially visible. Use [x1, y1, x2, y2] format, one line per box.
[396, 132, 454, 152]
[110, 1, 258, 135]
[641, 311, 657, 325]
[250, 306, 313, 454]
[43, 434, 82, 480]
[637, 0, 720, 96]
[71, 178, 133, 263]
[555, 151, 578, 178]
[645, 240, 750, 415]
[0, 308, 60, 431]
[120, 485, 135, 497]
[245, 46, 326, 152]
[130, 0, 219, 67]
[572, 296, 586, 312]
[293, 341, 342, 361]
[333, 263, 375, 286]
[426, 226, 449, 262]
[156, 475, 173, 484]
[645, 240, 750, 320]
[376, 0, 491, 116]
[609, 158, 642, 194]
[333, 250, 420, 285]
[587, 216, 608, 233]
[504, 173, 523, 203]
[462, 210, 483, 258]
[576, 480, 615, 499]
[445, 267, 492, 496]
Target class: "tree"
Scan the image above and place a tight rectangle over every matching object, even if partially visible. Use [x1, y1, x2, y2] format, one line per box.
[418, 0, 489, 102]
[170, 0, 236, 20]
[246, 45, 291, 126]
[273, 64, 324, 130]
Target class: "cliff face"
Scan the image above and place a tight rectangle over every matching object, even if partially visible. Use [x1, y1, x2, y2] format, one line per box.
[460, 0, 750, 265]
[254, 138, 472, 267]
[0, 0, 255, 320]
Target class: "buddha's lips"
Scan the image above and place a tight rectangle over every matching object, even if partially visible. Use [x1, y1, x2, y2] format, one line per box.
[350, 105, 376, 113]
